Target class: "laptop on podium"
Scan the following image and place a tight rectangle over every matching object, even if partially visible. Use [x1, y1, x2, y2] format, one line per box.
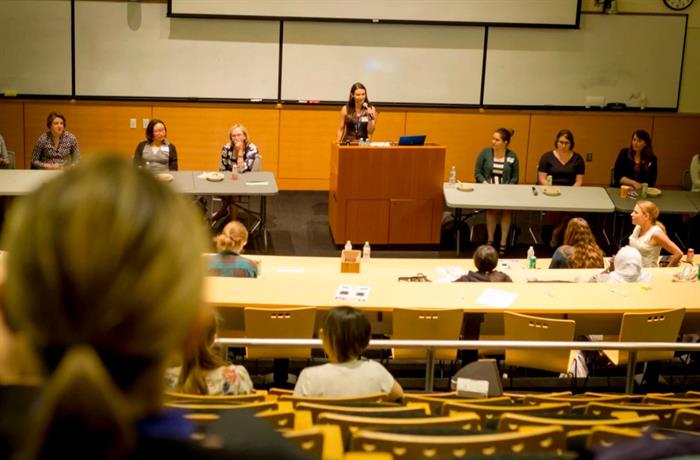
[397, 135, 426, 146]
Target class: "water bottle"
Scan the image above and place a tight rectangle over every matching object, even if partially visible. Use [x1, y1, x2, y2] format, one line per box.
[344, 240, 352, 251]
[527, 246, 536, 269]
[448, 166, 457, 186]
[362, 241, 371, 261]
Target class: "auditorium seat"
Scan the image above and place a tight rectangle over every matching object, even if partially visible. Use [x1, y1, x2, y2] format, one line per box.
[349, 425, 566, 459]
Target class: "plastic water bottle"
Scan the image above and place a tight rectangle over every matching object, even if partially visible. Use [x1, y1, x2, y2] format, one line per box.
[362, 241, 371, 261]
[344, 240, 352, 251]
[527, 246, 536, 269]
[448, 166, 457, 187]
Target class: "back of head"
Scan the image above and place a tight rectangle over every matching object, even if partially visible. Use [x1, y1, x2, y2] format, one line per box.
[323, 306, 370, 363]
[178, 308, 227, 395]
[610, 246, 646, 283]
[214, 220, 248, 253]
[1, 155, 208, 459]
[564, 218, 604, 268]
[473, 244, 498, 273]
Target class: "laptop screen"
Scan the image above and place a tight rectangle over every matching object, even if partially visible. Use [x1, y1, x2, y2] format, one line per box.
[398, 135, 426, 146]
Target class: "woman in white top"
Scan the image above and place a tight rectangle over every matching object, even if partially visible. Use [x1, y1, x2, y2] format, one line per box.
[629, 200, 682, 267]
[294, 306, 403, 400]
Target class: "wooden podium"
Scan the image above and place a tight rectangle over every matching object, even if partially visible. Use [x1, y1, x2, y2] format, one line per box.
[329, 144, 446, 245]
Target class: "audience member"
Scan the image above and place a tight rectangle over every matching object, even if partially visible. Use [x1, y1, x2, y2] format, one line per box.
[133, 119, 178, 172]
[166, 310, 253, 396]
[474, 128, 520, 255]
[336, 82, 377, 144]
[209, 220, 257, 278]
[294, 306, 402, 400]
[589, 246, 652, 283]
[629, 200, 683, 267]
[454, 244, 512, 282]
[613, 129, 657, 189]
[549, 217, 605, 269]
[0, 155, 305, 460]
[31, 111, 79, 169]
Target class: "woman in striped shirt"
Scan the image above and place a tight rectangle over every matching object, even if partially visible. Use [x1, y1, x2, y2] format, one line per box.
[474, 128, 520, 256]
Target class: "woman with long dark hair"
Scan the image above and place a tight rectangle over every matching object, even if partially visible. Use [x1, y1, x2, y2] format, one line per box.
[613, 129, 657, 189]
[336, 82, 377, 144]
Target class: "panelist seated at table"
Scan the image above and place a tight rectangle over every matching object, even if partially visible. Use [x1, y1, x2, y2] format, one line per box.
[133, 118, 178, 172]
[208, 221, 258, 278]
[294, 306, 403, 401]
[538, 129, 585, 247]
[613, 129, 658, 190]
[589, 245, 652, 283]
[31, 111, 80, 170]
[629, 200, 683, 268]
[336, 82, 377, 144]
[220, 123, 260, 174]
[549, 218, 605, 269]
[166, 309, 254, 396]
[454, 244, 512, 282]
[474, 128, 520, 256]
[212, 123, 262, 222]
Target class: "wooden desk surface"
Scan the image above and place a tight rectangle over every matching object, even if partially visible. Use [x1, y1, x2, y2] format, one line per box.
[205, 255, 699, 314]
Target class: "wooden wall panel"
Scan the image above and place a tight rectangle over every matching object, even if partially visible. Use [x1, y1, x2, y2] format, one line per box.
[6, 99, 700, 191]
[153, 105, 279, 172]
[23, 102, 151, 168]
[405, 111, 530, 182]
[372, 109, 406, 144]
[527, 113, 653, 186]
[278, 107, 337, 184]
[652, 116, 700, 187]
[0, 101, 24, 167]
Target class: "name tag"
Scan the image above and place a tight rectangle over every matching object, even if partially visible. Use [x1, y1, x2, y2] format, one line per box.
[506, 157, 515, 164]
[360, 116, 369, 123]
[162, 145, 170, 153]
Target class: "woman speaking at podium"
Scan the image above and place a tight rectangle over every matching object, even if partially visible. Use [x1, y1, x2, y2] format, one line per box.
[336, 82, 377, 144]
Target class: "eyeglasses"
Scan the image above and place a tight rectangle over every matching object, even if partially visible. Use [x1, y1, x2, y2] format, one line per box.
[557, 140, 571, 145]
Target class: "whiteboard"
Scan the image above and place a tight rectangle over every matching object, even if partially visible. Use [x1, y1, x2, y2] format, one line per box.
[281, 21, 485, 104]
[483, 14, 687, 109]
[0, 0, 71, 96]
[171, 0, 580, 26]
[74, 2, 279, 100]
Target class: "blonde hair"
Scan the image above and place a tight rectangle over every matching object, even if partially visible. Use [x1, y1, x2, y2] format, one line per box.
[563, 217, 605, 269]
[228, 123, 250, 148]
[1, 155, 208, 459]
[636, 200, 666, 233]
[177, 309, 228, 395]
[214, 220, 248, 252]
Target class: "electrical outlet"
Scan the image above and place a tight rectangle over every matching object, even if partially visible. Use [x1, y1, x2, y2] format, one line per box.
[143, 119, 150, 129]
[586, 152, 593, 162]
[129, 118, 136, 129]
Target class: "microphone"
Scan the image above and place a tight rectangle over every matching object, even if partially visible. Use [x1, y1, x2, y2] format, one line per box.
[363, 102, 374, 120]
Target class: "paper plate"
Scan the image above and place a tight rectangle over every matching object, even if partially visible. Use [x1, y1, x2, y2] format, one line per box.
[156, 173, 173, 182]
[205, 172, 225, 182]
[646, 187, 662, 197]
[456, 183, 474, 192]
[543, 186, 561, 196]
